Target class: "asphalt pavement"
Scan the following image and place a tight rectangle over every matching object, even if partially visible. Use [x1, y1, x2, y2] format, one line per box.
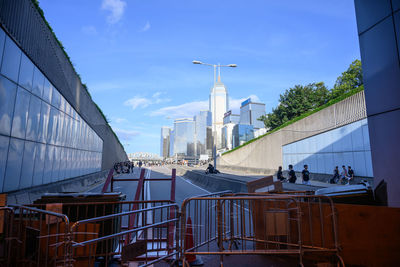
[89, 166, 211, 203]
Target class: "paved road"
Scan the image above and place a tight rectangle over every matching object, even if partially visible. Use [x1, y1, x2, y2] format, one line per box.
[90, 166, 210, 203]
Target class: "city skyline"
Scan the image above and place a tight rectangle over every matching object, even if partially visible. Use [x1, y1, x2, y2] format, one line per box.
[37, 0, 360, 155]
[162, 76, 267, 158]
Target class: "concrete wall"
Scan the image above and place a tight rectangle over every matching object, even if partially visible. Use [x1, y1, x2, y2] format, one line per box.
[0, 0, 127, 171]
[7, 169, 110, 205]
[283, 118, 373, 177]
[354, 0, 400, 207]
[218, 91, 368, 175]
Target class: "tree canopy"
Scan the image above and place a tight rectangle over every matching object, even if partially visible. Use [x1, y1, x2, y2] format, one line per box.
[259, 59, 363, 131]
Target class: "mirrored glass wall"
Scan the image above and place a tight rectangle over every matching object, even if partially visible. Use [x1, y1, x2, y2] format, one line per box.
[0, 27, 103, 192]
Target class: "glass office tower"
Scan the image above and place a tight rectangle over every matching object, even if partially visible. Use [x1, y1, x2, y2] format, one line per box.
[240, 98, 266, 129]
[222, 110, 240, 150]
[194, 110, 211, 157]
[223, 110, 240, 125]
[173, 118, 195, 157]
[232, 124, 254, 148]
[169, 130, 174, 157]
[0, 27, 103, 192]
[160, 127, 171, 158]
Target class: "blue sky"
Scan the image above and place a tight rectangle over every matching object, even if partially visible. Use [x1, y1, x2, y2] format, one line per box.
[38, 0, 360, 155]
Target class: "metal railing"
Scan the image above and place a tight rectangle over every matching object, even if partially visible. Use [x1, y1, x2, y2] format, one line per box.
[69, 202, 180, 266]
[180, 193, 344, 267]
[1, 205, 71, 267]
[0, 191, 344, 266]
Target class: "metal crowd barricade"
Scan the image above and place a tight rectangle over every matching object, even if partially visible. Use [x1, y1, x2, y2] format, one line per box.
[0, 205, 71, 267]
[0, 206, 14, 267]
[180, 193, 344, 267]
[69, 202, 180, 267]
[28, 200, 177, 266]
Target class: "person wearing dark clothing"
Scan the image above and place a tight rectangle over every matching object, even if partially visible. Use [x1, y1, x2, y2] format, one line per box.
[288, 165, 297, 183]
[277, 166, 285, 181]
[346, 166, 354, 185]
[330, 166, 340, 184]
[114, 163, 120, 174]
[139, 161, 143, 168]
[206, 164, 214, 174]
[205, 164, 220, 174]
[302, 165, 310, 185]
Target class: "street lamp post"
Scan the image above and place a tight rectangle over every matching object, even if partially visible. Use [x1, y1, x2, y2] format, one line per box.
[192, 60, 237, 169]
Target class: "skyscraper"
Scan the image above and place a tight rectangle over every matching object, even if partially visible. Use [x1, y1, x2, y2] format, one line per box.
[173, 118, 195, 157]
[169, 130, 174, 157]
[160, 127, 171, 158]
[222, 110, 240, 150]
[239, 98, 266, 129]
[209, 76, 228, 149]
[194, 110, 212, 156]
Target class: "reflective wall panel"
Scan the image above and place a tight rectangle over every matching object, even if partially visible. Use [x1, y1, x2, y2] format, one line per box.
[0, 27, 103, 192]
[282, 119, 373, 177]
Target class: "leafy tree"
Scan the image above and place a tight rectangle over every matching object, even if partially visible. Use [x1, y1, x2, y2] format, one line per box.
[259, 82, 330, 130]
[330, 59, 363, 99]
[259, 60, 363, 131]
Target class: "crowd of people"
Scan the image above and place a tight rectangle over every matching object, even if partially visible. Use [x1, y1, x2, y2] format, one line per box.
[113, 160, 166, 174]
[113, 161, 135, 174]
[277, 164, 354, 185]
[330, 165, 354, 185]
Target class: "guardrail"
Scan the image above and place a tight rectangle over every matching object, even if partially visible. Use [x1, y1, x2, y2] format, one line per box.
[0, 189, 344, 266]
[70, 202, 180, 266]
[180, 193, 344, 267]
[1, 205, 71, 266]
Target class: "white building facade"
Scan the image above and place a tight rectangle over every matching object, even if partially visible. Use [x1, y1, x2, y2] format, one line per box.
[209, 76, 229, 149]
[221, 110, 240, 150]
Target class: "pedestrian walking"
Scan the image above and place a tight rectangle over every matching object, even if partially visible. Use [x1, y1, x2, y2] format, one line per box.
[288, 165, 297, 183]
[302, 164, 310, 185]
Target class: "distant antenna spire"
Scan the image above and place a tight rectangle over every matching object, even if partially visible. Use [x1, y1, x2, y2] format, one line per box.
[218, 64, 221, 82]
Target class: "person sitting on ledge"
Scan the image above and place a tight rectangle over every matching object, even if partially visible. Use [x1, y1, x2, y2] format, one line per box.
[330, 166, 340, 184]
[345, 166, 354, 185]
[277, 166, 285, 182]
[205, 164, 220, 174]
[339, 165, 348, 184]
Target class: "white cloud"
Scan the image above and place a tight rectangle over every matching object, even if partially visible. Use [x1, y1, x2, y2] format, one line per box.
[114, 128, 140, 141]
[150, 100, 208, 118]
[101, 0, 127, 24]
[112, 117, 128, 124]
[124, 92, 171, 110]
[140, 21, 151, 32]
[81, 25, 97, 35]
[150, 94, 261, 119]
[124, 97, 152, 110]
[152, 92, 162, 98]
